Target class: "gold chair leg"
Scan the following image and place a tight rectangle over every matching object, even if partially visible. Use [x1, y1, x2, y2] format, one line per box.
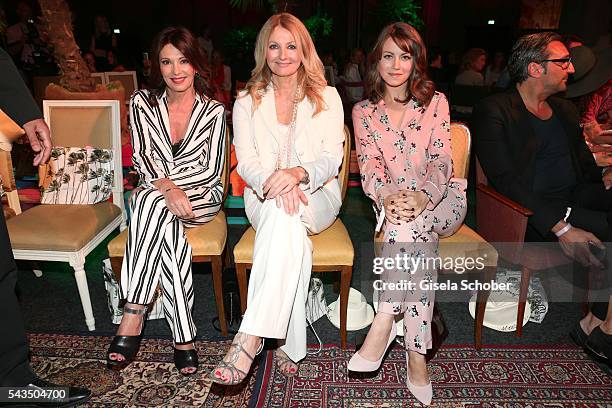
[110, 257, 123, 284]
[516, 266, 530, 337]
[236, 263, 249, 315]
[212, 254, 228, 336]
[340, 265, 352, 350]
[474, 266, 495, 350]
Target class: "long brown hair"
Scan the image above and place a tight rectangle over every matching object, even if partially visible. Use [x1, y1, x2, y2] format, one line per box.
[147, 26, 211, 106]
[365, 22, 434, 106]
[243, 13, 327, 116]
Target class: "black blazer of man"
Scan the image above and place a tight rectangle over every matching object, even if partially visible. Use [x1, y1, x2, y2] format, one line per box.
[0, 47, 91, 406]
[472, 87, 603, 238]
[0, 48, 41, 127]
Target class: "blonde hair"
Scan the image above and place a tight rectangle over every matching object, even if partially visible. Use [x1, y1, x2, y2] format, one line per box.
[243, 13, 327, 116]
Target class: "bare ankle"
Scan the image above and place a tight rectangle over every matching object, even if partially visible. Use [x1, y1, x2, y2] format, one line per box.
[175, 342, 195, 350]
[600, 322, 612, 335]
[374, 312, 395, 325]
[124, 302, 146, 310]
[581, 314, 603, 335]
[235, 332, 261, 351]
[406, 351, 429, 386]
[408, 351, 425, 363]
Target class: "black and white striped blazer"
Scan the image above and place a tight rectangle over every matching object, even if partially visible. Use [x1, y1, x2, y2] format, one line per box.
[129, 89, 226, 194]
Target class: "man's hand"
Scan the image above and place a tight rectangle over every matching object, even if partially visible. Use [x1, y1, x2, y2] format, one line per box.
[263, 167, 305, 199]
[558, 225, 605, 268]
[275, 184, 308, 216]
[22, 118, 52, 166]
[603, 167, 612, 190]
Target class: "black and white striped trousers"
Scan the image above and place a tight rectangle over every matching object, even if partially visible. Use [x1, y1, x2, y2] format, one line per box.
[120, 184, 222, 343]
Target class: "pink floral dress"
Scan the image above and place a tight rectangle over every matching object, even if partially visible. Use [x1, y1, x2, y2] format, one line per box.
[353, 92, 467, 353]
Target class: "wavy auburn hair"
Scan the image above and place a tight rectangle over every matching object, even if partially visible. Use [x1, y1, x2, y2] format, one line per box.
[147, 26, 211, 106]
[365, 22, 434, 106]
[243, 13, 327, 116]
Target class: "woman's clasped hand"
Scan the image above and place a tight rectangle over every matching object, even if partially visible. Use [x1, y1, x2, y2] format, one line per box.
[262, 167, 309, 215]
[383, 190, 429, 225]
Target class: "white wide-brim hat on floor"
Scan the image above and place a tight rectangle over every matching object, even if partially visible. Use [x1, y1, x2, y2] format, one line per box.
[327, 287, 374, 331]
[468, 291, 531, 332]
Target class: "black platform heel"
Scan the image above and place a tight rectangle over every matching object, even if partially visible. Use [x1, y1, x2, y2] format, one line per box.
[174, 345, 199, 376]
[106, 305, 147, 370]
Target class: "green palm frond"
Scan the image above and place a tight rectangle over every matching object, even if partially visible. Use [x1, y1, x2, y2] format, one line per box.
[50, 148, 63, 159]
[46, 180, 59, 192]
[376, 0, 423, 30]
[304, 13, 333, 41]
[76, 162, 89, 174]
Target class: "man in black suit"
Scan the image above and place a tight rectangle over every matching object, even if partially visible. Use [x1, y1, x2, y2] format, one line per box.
[472, 32, 611, 364]
[0, 47, 91, 406]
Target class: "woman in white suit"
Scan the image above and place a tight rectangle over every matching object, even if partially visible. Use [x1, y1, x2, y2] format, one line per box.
[209, 13, 344, 385]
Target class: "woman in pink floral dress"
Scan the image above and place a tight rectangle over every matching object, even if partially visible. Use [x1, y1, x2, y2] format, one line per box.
[348, 22, 466, 405]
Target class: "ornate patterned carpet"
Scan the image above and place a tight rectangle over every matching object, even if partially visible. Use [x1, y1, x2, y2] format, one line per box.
[29, 333, 260, 407]
[29, 334, 611, 407]
[255, 344, 612, 407]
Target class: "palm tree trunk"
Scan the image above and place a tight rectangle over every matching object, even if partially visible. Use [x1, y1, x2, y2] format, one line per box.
[38, 0, 95, 92]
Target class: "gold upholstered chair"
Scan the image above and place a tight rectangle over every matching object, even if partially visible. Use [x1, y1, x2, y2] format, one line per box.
[7, 100, 126, 331]
[233, 125, 354, 349]
[107, 130, 232, 335]
[1, 150, 21, 217]
[438, 123, 498, 349]
[374, 122, 499, 350]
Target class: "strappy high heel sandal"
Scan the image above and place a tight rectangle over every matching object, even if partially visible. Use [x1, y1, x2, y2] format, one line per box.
[174, 344, 198, 376]
[209, 333, 264, 385]
[106, 305, 147, 370]
[275, 349, 298, 377]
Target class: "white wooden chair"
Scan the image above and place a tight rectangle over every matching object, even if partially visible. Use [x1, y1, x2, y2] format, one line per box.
[104, 71, 138, 99]
[91, 72, 106, 86]
[6, 100, 126, 331]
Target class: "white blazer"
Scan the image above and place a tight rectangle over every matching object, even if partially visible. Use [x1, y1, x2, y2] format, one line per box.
[233, 84, 345, 200]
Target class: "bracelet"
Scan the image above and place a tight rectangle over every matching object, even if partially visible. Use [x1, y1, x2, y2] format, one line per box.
[297, 166, 310, 184]
[162, 186, 180, 193]
[555, 223, 573, 238]
[563, 207, 572, 223]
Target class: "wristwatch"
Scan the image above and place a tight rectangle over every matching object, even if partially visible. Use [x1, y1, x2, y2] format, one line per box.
[298, 166, 310, 184]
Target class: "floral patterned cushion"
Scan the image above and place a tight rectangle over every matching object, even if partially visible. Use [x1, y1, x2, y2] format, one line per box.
[40, 147, 114, 205]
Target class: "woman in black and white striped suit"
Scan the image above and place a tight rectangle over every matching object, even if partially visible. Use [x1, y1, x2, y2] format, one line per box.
[106, 26, 226, 376]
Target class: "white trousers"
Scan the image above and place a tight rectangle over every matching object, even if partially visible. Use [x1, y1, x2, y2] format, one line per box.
[239, 181, 342, 362]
